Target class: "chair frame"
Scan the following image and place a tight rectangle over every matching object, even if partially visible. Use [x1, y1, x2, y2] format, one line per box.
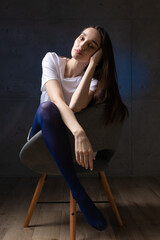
[24, 171, 123, 240]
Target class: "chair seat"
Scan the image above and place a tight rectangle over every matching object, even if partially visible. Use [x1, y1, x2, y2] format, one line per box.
[20, 130, 114, 175]
[20, 104, 123, 175]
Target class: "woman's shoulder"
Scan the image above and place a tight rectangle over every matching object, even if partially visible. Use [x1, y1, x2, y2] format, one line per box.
[43, 52, 67, 64]
[43, 51, 59, 62]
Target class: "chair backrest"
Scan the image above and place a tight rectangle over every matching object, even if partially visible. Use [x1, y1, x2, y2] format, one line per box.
[72, 103, 124, 153]
[20, 104, 124, 175]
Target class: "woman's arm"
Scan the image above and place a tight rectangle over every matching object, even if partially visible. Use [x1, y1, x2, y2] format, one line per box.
[45, 80, 95, 170]
[69, 61, 96, 112]
[69, 49, 103, 112]
[45, 80, 83, 135]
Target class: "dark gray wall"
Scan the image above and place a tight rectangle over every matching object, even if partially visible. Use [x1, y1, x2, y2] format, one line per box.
[0, 0, 160, 176]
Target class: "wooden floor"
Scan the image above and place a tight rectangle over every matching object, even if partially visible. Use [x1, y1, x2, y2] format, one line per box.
[0, 175, 160, 240]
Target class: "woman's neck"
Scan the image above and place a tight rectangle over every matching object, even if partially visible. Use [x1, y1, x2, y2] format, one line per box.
[64, 58, 88, 78]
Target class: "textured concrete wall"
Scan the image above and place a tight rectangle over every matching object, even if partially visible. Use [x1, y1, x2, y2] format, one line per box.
[0, 0, 160, 176]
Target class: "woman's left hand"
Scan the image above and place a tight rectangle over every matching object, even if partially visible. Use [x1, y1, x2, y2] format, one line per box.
[90, 48, 103, 66]
[74, 130, 95, 171]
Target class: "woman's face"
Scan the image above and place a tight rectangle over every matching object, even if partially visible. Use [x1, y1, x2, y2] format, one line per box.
[71, 27, 101, 63]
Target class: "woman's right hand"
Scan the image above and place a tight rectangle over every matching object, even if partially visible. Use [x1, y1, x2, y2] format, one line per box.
[74, 130, 95, 171]
[90, 48, 103, 66]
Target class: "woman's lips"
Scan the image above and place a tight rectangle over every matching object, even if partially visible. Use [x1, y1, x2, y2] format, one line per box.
[75, 49, 82, 55]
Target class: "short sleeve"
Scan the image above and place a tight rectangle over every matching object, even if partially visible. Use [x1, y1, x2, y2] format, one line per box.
[89, 78, 98, 92]
[41, 52, 59, 91]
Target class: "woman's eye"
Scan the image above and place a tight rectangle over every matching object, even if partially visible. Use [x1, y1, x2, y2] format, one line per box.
[89, 44, 94, 49]
[80, 36, 84, 40]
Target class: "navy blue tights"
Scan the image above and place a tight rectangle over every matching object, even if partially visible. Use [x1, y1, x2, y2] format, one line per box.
[29, 101, 107, 231]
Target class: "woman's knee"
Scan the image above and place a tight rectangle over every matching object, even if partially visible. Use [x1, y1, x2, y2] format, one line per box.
[38, 101, 61, 122]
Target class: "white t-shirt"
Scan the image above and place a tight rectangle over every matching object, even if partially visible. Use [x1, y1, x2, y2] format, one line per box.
[40, 52, 98, 105]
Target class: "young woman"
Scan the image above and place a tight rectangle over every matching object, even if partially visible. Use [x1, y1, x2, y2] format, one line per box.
[29, 25, 129, 231]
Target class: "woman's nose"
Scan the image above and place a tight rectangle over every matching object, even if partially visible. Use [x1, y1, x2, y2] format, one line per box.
[79, 41, 87, 50]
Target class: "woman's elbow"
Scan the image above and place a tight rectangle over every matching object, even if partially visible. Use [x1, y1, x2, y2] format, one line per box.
[70, 106, 81, 113]
[70, 105, 84, 113]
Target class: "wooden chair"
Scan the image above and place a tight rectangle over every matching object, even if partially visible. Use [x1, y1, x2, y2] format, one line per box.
[20, 103, 124, 240]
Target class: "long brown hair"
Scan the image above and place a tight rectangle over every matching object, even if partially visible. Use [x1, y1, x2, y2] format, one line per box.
[87, 25, 129, 125]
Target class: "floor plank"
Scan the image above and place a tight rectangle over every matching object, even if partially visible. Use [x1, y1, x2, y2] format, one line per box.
[0, 176, 160, 240]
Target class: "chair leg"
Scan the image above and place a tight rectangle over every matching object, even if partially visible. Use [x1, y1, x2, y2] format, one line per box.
[99, 171, 123, 227]
[70, 190, 76, 240]
[24, 173, 47, 227]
